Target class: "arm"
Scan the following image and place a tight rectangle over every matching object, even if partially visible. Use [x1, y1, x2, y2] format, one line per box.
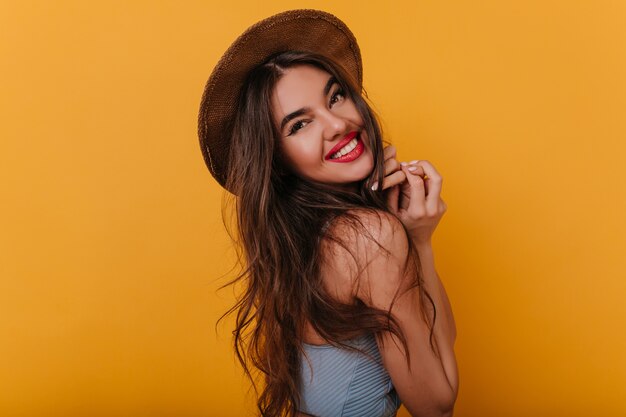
[413, 242, 457, 352]
[355, 211, 459, 417]
[412, 241, 458, 404]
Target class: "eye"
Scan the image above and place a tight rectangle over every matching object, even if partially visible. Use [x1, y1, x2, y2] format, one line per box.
[286, 87, 346, 137]
[330, 87, 345, 106]
[288, 119, 309, 136]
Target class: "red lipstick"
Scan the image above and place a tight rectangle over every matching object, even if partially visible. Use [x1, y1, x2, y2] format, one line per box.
[325, 131, 359, 160]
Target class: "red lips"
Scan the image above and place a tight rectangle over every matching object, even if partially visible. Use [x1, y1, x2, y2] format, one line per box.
[325, 131, 359, 160]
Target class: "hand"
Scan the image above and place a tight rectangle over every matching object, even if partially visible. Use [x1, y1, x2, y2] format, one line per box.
[386, 160, 447, 245]
[370, 145, 407, 191]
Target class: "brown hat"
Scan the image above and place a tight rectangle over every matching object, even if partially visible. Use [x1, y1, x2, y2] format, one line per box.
[197, 9, 363, 192]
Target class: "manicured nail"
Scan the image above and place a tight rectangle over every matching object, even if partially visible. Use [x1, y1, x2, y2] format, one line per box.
[408, 166, 417, 171]
[371, 181, 379, 191]
[400, 161, 408, 166]
[409, 160, 419, 164]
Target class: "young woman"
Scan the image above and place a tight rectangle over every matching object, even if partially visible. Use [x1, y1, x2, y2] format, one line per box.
[198, 9, 458, 417]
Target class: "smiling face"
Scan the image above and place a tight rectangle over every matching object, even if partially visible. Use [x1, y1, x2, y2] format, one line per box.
[270, 64, 374, 190]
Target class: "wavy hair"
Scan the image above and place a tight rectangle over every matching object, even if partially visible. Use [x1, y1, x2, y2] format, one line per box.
[215, 50, 436, 417]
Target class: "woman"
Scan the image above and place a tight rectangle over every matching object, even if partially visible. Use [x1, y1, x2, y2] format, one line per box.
[198, 9, 458, 417]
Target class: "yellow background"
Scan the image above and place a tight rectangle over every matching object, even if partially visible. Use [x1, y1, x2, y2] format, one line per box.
[1, 1, 624, 416]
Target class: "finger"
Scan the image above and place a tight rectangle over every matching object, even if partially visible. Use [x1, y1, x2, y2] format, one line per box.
[406, 164, 425, 177]
[415, 160, 443, 215]
[400, 160, 427, 191]
[369, 147, 398, 190]
[380, 170, 406, 191]
[440, 198, 448, 213]
[383, 145, 396, 161]
[401, 160, 425, 176]
[386, 184, 400, 214]
[400, 164, 426, 216]
[383, 157, 402, 176]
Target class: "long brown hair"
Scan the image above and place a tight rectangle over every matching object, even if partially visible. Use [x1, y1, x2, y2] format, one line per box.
[215, 50, 435, 417]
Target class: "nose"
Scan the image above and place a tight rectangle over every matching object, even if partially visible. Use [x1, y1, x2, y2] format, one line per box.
[320, 108, 348, 142]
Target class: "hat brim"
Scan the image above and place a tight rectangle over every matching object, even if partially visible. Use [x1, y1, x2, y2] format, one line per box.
[198, 9, 363, 192]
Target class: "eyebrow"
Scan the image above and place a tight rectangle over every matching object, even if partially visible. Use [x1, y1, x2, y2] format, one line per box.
[279, 75, 338, 132]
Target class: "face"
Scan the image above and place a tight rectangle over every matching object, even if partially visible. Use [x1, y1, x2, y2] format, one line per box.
[270, 65, 374, 190]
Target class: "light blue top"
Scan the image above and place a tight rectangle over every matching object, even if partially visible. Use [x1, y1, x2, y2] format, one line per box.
[298, 332, 401, 417]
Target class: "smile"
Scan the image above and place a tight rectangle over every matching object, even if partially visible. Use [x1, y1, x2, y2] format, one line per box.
[328, 134, 365, 163]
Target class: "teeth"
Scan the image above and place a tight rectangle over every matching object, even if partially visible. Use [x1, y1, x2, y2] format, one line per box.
[331, 137, 358, 159]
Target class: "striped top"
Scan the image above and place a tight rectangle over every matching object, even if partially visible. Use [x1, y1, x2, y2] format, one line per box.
[298, 332, 401, 417]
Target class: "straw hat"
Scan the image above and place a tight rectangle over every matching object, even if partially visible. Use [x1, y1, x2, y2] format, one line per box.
[197, 9, 363, 192]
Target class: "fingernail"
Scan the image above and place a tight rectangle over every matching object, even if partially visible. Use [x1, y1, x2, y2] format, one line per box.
[409, 160, 419, 164]
[371, 181, 378, 191]
[400, 162, 407, 166]
[408, 166, 417, 171]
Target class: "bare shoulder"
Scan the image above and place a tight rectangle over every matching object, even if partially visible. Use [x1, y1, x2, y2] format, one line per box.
[319, 209, 411, 305]
[322, 208, 409, 263]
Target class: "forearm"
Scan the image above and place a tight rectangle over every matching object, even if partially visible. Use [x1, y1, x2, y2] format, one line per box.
[413, 241, 458, 395]
[435, 269, 457, 344]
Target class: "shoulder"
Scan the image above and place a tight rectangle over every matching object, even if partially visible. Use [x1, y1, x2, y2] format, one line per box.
[319, 209, 412, 305]
[322, 208, 409, 263]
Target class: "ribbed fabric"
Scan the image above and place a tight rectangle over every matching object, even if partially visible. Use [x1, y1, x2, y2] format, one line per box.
[298, 333, 401, 417]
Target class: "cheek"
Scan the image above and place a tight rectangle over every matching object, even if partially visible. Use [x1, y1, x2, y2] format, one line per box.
[284, 140, 323, 168]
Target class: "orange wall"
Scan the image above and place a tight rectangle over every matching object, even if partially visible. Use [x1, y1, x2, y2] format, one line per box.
[1, 1, 624, 416]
